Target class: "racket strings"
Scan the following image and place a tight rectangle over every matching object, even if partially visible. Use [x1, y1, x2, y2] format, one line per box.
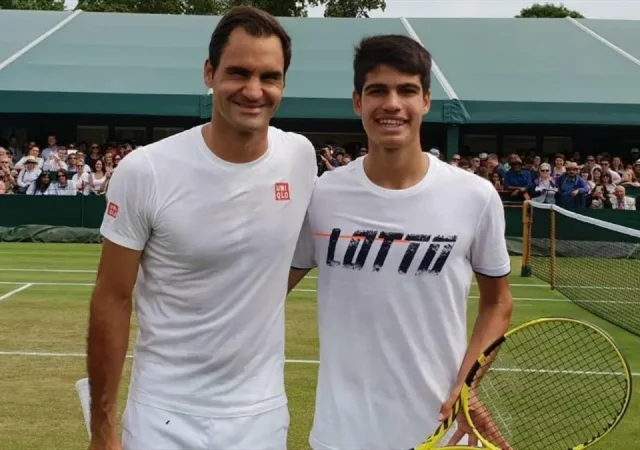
[469, 320, 630, 450]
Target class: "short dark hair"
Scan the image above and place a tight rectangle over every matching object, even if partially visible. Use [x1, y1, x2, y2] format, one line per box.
[209, 6, 292, 76]
[353, 34, 432, 94]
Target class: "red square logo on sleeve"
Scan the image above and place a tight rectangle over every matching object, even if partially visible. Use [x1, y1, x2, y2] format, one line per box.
[107, 202, 119, 218]
[274, 182, 290, 201]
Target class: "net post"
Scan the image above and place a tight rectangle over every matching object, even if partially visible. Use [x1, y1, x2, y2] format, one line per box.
[550, 206, 556, 289]
[520, 200, 532, 277]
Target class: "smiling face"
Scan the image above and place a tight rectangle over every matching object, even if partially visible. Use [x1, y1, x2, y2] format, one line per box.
[205, 27, 285, 134]
[353, 65, 430, 151]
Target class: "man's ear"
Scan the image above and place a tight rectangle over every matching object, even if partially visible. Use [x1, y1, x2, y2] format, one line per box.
[352, 90, 363, 117]
[204, 59, 214, 89]
[422, 90, 432, 115]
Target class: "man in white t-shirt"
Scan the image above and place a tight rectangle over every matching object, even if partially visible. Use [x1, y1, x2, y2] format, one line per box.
[87, 7, 316, 450]
[289, 35, 514, 450]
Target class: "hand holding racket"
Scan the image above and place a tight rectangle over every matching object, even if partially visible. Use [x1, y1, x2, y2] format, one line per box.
[411, 317, 632, 450]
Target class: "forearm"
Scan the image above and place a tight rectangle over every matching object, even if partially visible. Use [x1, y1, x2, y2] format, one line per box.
[288, 268, 310, 294]
[87, 290, 132, 440]
[453, 295, 513, 389]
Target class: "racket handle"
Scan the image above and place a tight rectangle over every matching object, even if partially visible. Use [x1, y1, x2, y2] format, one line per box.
[75, 377, 91, 438]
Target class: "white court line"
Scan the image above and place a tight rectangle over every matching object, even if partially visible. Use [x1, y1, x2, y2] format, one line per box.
[0, 268, 96, 273]
[2, 269, 638, 291]
[0, 281, 622, 303]
[1, 281, 637, 304]
[0, 351, 637, 376]
[0, 283, 33, 302]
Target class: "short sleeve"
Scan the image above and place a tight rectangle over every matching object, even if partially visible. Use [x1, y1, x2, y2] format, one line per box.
[99, 151, 155, 251]
[470, 187, 511, 278]
[292, 211, 317, 270]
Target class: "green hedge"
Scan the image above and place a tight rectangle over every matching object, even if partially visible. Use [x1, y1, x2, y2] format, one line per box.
[0, 196, 638, 244]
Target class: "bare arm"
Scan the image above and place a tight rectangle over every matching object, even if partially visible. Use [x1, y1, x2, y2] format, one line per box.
[288, 267, 311, 294]
[453, 274, 513, 393]
[87, 239, 142, 444]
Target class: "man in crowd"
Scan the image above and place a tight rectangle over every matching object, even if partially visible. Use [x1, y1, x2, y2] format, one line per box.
[557, 161, 590, 208]
[612, 185, 636, 210]
[87, 6, 316, 450]
[503, 158, 532, 199]
[288, 34, 513, 450]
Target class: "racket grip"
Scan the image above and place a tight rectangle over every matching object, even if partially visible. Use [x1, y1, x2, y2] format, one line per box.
[75, 377, 91, 438]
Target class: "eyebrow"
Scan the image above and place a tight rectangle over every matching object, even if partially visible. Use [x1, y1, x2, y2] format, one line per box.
[226, 66, 282, 79]
[365, 82, 421, 92]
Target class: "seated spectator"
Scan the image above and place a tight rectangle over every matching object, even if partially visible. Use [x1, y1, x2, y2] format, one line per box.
[557, 162, 589, 208]
[487, 153, 506, 178]
[551, 154, 566, 182]
[450, 154, 461, 166]
[611, 186, 636, 210]
[88, 160, 108, 195]
[42, 146, 68, 173]
[51, 170, 76, 196]
[72, 159, 90, 195]
[491, 172, 503, 190]
[589, 185, 610, 209]
[523, 157, 539, 182]
[579, 167, 592, 194]
[634, 159, 640, 180]
[14, 146, 44, 171]
[600, 170, 616, 195]
[0, 172, 6, 194]
[458, 158, 471, 172]
[530, 163, 557, 204]
[0, 154, 15, 194]
[103, 153, 116, 175]
[26, 172, 52, 195]
[15, 157, 41, 194]
[503, 159, 532, 200]
[588, 167, 602, 190]
[620, 169, 640, 188]
[469, 156, 480, 173]
[476, 166, 489, 180]
[600, 157, 622, 184]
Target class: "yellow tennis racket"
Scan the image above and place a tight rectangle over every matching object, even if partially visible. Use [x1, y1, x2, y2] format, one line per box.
[411, 317, 632, 450]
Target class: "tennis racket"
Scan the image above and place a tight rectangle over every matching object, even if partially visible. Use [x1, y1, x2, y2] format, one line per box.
[411, 317, 632, 450]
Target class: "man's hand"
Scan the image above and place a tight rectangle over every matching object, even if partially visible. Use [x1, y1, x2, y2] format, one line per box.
[572, 189, 580, 197]
[443, 389, 514, 450]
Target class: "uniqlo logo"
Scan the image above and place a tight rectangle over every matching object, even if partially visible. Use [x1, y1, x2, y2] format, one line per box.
[107, 202, 119, 218]
[274, 182, 290, 201]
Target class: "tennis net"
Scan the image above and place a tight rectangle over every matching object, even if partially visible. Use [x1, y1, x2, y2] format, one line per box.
[521, 201, 640, 336]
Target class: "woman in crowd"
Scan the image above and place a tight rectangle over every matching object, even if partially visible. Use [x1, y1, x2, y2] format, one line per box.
[26, 172, 52, 195]
[611, 156, 624, 176]
[530, 163, 557, 204]
[103, 153, 116, 175]
[620, 168, 640, 188]
[551, 153, 566, 182]
[601, 170, 616, 195]
[72, 158, 90, 195]
[14, 146, 44, 171]
[88, 159, 108, 195]
[580, 167, 592, 194]
[589, 167, 602, 190]
[491, 172, 503, 190]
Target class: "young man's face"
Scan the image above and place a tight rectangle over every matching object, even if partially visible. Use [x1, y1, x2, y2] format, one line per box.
[353, 65, 430, 150]
[205, 27, 285, 134]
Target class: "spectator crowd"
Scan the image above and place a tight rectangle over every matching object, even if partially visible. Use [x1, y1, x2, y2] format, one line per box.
[317, 144, 639, 210]
[0, 134, 136, 196]
[2, 133, 639, 212]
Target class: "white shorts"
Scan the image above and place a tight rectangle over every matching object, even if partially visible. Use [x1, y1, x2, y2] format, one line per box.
[122, 399, 290, 450]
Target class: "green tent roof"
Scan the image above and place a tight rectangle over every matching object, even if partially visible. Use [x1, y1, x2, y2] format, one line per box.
[1, 11, 640, 125]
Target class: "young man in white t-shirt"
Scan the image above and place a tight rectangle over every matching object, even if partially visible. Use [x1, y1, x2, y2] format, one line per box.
[289, 35, 514, 450]
[87, 7, 316, 450]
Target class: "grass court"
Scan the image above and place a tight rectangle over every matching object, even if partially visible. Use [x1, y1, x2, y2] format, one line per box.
[1, 243, 639, 449]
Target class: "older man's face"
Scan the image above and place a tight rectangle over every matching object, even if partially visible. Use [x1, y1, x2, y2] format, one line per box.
[615, 187, 625, 199]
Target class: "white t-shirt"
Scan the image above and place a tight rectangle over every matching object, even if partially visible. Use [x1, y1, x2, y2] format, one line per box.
[100, 124, 316, 418]
[293, 154, 511, 450]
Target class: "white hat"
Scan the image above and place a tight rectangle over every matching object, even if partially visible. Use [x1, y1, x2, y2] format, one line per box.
[429, 148, 440, 157]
